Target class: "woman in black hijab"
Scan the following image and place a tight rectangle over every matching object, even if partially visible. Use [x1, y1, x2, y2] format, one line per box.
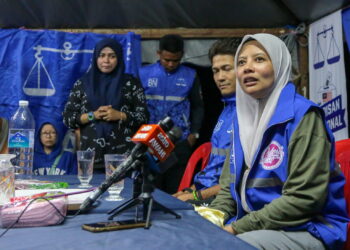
[63, 38, 149, 171]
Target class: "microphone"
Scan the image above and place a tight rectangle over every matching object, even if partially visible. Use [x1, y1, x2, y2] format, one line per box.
[131, 122, 180, 162]
[134, 123, 182, 174]
[79, 117, 182, 213]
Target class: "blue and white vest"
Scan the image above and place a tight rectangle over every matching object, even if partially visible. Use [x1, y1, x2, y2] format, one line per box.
[139, 62, 196, 139]
[228, 83, 348, 249]
[194, 95, 236, 190]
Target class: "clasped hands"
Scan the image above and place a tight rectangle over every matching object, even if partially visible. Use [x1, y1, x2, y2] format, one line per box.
[94, 105, 124, 122]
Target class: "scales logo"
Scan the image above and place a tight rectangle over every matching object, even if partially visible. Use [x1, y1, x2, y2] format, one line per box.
[313, 25, 340, 70]
[260, 141, 284, 170]
[24, 42, 93, 97]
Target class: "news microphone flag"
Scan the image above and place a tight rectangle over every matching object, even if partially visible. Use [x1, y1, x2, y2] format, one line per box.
[131, 124, 175, 162]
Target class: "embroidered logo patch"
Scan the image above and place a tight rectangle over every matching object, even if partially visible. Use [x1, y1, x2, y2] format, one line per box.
[213, 119, 224, 133]
[175, 77, 187, 87]
[148, 78, 158, 87]
[260, 141, 284, 170]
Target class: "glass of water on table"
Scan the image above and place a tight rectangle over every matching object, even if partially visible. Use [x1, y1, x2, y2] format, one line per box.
[77, 150, 95, 188]
[104, 154, 127, 201]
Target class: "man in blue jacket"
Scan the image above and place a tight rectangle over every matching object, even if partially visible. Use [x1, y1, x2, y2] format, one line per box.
[173, 38, 238, 204]
[139, 34, 204, 194]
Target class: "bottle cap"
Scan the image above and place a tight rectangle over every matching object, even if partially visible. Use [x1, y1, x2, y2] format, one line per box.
[19, 100, 29, 106]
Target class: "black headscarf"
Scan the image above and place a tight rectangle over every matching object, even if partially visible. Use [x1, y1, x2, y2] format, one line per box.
[82, 38, 125, 138]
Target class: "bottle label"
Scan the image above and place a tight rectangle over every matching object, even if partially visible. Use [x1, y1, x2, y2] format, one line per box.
[8, 129, 34, 148]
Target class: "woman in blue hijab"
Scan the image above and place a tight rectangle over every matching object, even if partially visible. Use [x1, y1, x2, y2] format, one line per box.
[63, 38, 149, 172]
[33, 119, 77, 175]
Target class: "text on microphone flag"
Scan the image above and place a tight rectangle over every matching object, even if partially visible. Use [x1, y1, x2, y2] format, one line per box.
[140, 125, 153, 132]
[132, 133, 148, 139]
[131, 124, 175, 162]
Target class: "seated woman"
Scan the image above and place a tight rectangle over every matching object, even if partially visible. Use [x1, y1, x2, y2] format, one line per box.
[209, 34, 349, 249]
[33, 119, 77, 175]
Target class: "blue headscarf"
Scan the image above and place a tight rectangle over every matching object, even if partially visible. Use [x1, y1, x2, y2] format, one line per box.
[33, 119, 64, 174]
[33, 118, 77, 175]
[34, 119, 65, 159]
[82, 38, 125, 137]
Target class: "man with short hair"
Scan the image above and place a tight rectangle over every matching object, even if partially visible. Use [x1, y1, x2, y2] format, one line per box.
[173, 38, 238, 204]
[139, 34, 204, 194]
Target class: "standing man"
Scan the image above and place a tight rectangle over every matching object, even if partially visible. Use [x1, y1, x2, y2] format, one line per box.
[173, 38, 237, 204]
[139, 34, 204, 194]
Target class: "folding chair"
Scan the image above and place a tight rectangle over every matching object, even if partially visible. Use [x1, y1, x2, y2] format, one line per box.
[177, 142, 211, 192]
[335, 139, 350, 250]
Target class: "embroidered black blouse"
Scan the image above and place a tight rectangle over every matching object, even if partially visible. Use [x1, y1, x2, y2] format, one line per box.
[63, 75, 149, 169]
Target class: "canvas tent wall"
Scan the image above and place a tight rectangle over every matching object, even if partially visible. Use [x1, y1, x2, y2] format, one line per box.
[1, 0, 345, 92]
[0, 0, 348, 29]
[0, 0, 349, 142]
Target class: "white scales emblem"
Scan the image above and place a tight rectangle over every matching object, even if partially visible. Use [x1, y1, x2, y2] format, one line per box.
[23, 42, 93, 96]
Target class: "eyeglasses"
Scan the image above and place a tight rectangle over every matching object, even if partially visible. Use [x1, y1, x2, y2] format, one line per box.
[41, 132, 57, 137]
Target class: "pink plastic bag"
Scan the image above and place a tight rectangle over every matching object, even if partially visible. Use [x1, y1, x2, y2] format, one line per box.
[0, 192, 67, 228]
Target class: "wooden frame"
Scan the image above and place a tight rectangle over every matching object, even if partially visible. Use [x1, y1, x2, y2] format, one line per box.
[54, 28, 289, 39]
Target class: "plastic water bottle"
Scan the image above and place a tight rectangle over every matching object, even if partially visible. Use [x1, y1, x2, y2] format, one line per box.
[8, 100, 35, 177]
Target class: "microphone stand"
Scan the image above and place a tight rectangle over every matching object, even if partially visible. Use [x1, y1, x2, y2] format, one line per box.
[107, 156, 181, 229]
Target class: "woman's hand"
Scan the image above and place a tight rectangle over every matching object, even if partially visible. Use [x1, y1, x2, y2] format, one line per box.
[97, 105, 126, 122]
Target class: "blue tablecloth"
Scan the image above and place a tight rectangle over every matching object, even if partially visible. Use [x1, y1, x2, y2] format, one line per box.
[0, 175, 256, 250]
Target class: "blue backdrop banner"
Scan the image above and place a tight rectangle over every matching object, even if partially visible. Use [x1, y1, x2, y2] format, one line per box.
[0, 29, 141, 127]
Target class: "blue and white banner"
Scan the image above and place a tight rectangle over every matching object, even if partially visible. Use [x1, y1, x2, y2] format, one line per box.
[309, 10, 348, 140]
[0, 29, 141, 127]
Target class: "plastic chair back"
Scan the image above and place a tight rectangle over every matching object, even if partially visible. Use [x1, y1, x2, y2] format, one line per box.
[335, 139, 350, 250]
[177, 142, 212, 192]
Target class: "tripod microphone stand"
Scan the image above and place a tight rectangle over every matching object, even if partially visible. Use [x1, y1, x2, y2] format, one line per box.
[107, 157, 181, 229]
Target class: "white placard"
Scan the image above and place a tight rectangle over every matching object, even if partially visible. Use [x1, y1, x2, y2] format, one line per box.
[309, 10, 348, 140]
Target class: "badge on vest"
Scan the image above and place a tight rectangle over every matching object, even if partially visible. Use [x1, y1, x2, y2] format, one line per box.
[213, 119, 224, 133]
[175, 77, 187, 87]
[260, 141, 284, 170]
[148, 78, 158, 87]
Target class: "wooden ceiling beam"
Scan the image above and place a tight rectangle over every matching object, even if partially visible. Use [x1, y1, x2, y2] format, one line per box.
[54, 28, 289, 38]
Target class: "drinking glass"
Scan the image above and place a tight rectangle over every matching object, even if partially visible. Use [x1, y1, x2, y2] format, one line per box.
[77, 151, 95, 188]
[104, 154, 127, 201]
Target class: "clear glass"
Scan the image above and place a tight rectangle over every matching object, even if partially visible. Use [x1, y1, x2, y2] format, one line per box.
[0, 154, 15, 205]
[77, 151, 95, 188]
[104, 154, 127, 201]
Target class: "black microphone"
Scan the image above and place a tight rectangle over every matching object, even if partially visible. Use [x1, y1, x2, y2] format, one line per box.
[79, 117, 182, 213]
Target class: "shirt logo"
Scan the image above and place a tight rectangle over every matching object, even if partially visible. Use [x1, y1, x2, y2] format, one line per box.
[148, 78, 158, 87]
[213, 120, 224, 133]
[260, 141, 284, 170]
[175, 77, 187, 87]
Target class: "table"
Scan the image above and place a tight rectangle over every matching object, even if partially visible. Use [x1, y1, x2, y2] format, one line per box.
[0, 175, 256, 250]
